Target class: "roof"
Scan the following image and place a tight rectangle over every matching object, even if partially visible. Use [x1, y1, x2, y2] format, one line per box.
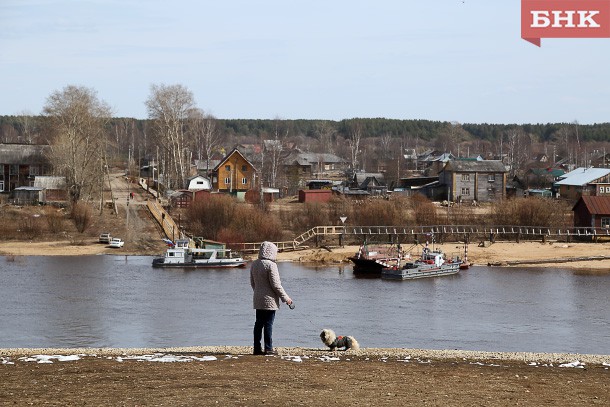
[443, 160, 507, 173]
[0, 143, 49, 164]
[33, 176, 66, 189]
[284, 152, 346, 166]
[555, 167, 610, 186]
[529, 168, 565, 178]
[353, 172, 386, 187]
[573, 195, 610, 215]
[213, 148, 256, 172]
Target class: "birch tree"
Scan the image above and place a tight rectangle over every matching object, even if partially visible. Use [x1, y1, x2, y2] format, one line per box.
[43, 85, 112, 203]
[188, 108, 220, 175]
[145, 84, 195, 190]
[347, 120, 362, 172]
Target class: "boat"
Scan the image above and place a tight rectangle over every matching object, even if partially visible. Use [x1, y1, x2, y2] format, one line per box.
[381, 246, 462, 280]
[348, 242, 405, 275]
[152, 239, 247, 268]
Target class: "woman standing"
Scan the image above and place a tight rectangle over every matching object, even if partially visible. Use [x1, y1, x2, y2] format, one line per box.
[250, 241, 292, 355]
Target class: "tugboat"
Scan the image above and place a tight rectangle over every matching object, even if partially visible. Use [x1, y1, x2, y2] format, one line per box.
[152, 239, 246, 268]
[381, 236, 469, 280]
[381, 245, 462, 280]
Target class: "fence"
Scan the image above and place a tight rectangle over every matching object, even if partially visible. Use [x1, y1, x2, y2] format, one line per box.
[233, 224, 610, 254]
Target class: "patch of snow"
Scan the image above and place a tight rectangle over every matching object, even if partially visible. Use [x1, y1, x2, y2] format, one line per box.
[319, 355, 340, 362]
[282, 356, 302, 363]
[18, 354, 82, 364]
[559, 360, 585, 368]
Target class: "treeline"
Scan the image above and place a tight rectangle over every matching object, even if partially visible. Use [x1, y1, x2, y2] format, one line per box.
[2, 115, 610, 145]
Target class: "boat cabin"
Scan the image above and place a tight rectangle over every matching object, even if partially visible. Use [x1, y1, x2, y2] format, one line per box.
[421, 248, 445, 267]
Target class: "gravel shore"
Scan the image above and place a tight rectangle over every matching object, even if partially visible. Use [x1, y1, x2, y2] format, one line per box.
[2, 346, 609, 365]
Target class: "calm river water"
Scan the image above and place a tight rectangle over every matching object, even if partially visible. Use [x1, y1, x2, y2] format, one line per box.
[0, 255, 608, 354]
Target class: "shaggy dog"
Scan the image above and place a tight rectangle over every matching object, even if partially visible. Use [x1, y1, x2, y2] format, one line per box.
[320, 328, 360, 351]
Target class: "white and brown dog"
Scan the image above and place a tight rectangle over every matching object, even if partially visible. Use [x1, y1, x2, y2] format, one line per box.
[320, 328, 360, 351]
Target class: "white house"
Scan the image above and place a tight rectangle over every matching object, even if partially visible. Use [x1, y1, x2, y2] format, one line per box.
[186, 175, 212, 191]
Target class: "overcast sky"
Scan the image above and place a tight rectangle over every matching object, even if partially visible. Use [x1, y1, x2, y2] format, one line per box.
[1, 0, 609, 124]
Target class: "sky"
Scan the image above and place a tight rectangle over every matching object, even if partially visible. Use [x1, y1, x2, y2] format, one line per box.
[1, 0, 610, 124]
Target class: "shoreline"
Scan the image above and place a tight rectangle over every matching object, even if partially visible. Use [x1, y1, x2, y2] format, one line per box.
[2, 240, 610, 270]
[2, 346, 609, 365]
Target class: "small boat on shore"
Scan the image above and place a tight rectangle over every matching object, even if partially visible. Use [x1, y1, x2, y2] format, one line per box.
[152, 239, 246, 268]
[381, 246, 462, 280]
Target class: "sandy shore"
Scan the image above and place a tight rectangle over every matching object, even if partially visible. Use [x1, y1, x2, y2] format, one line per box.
[2, 240, 610, 270]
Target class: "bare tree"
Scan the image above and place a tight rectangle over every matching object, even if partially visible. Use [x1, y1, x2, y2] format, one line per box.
[379, 133, 393, 160]
[347, 120, 363, 172]
[266, 117, 288, 188]
[314, 121, 336, 154]
[188, 108, 220, 175]
[505, 128, 531, 178]
[145, 84, 196, 191]
[43, 85, 112, 203]
[16, 110, 40, 144]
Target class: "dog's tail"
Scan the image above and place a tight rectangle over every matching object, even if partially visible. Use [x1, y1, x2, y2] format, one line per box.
[347, 336, 360, 351]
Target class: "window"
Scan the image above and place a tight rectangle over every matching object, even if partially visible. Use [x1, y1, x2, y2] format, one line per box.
[461, 174, 470, 182]
[600, 186, 606, 193]
[225, 165, 231, 171]
[29, 165, 40, 176]
[602, 217, 610, 228]
[461, 187, 470, 196]
[488, 174, 495, 182]
[9, 165, 18, 175]
[0, 181, 3, 192]
[224, 177, 230, 185]
[242, 165, 247, 172]
[242, 177, 247, 185]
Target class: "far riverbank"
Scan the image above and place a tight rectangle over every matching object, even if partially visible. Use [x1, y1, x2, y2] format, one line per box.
[2, 240, 610, 271]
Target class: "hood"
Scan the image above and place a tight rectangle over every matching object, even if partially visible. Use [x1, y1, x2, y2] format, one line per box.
[258, 241, 278, 261]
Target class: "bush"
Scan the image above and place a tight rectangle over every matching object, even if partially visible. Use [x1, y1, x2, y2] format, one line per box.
[409, 195, 439, 226]
[187, 195, 283, 243]
[490, 197, 570, 227]
[71, 202, 92, 233]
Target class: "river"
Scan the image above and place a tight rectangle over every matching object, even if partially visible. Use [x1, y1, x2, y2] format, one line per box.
[0, 255, 608, 354]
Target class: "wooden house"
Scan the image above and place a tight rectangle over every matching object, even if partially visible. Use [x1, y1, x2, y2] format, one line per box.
[555, 167, 610, 201]
[350, 172, 387, 195]
[0, 143, 51, 192]
[212, 148, 256, 196]
[572, 195, 610, 229]
[439, 160, 507, 202]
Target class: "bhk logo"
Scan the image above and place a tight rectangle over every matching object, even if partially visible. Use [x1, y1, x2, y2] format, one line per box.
[521, 0, 610, 46]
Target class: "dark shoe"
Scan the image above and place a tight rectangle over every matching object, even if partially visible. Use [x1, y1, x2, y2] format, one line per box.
[253, 348, 265, 355]
[264, 349, 277, 356]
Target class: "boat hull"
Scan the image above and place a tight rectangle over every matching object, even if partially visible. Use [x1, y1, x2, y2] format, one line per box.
[382, 263, 460, 280]
[152, 258, 246, 268]
[349, 256, 399, 275]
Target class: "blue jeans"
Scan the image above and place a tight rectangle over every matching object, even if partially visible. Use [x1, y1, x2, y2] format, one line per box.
[253, 309, 276, 352]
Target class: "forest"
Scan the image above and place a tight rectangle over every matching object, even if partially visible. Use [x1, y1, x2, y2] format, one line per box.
[3, 115, 610, 145]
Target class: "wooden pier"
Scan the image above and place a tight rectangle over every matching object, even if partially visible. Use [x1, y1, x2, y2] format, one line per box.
[232, 224, 610, 254]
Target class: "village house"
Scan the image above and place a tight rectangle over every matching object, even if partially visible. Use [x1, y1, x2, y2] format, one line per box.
[186, 175, 212, 191]
[555, 167, 610, 201]
[439, 160, 508, 203]
[211, 148, 256, 199]
[33, 175, 68, 202]
[350, 172, 387, 196]
[0, 143, 51, 193]
[572, 195, 610, 230]
[282, 150, 348, 178]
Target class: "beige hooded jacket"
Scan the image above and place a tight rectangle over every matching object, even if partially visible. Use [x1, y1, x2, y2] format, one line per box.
[250, 241, 291, 310]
